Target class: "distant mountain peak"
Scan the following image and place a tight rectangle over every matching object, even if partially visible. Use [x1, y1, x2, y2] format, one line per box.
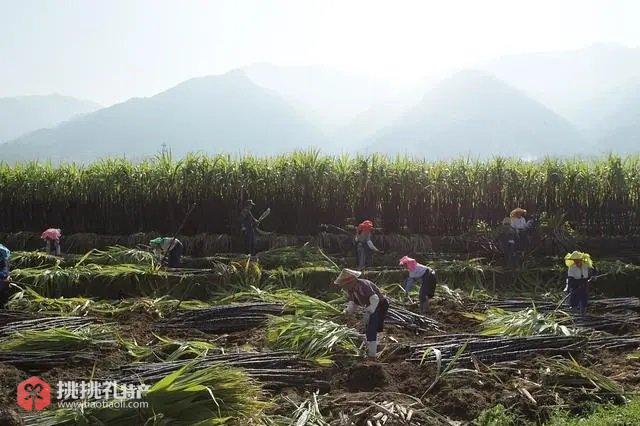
[368, 69, 586, 159]
[1, 70, 324, 163]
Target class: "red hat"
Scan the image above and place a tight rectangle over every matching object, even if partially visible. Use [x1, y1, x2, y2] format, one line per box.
[357, 220, 374, 231]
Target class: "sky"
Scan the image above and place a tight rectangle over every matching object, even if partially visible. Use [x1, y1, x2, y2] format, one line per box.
[2, 0, 640, 106]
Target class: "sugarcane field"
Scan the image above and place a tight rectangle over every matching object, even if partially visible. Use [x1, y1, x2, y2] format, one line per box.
[5, 3, 640, 423]
[0, 154, 638, 426]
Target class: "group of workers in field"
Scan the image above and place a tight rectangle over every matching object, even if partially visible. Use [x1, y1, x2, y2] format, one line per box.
[0, 207, 607, 362]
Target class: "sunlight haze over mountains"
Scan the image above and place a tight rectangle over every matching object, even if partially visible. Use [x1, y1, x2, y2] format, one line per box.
[1, 0, 639, 162]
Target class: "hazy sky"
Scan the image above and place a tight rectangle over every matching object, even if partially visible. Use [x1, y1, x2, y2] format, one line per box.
[2, 0, 639, 106]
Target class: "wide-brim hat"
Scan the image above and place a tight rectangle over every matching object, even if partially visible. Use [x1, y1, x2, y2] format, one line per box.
[334, 268, 362, 285]
[510, 208, 527, 218]
[564, 251, 593, 268]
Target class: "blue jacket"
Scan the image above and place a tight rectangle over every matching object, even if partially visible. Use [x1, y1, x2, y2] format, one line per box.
[0, 258, 9, 280]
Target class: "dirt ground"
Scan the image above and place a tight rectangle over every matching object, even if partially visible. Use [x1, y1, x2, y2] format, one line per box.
[1, 291, 639, 424]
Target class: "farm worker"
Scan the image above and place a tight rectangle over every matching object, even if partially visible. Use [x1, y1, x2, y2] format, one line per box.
[564, 251, 597, 315]
[0, 244, 11, 309]
[150, 237, 184, 268]
[510, 208, 532, 253]
[497, 217, 517, 267]
[334, 268, 389, 359]
[41, 228, 62, 256]
[399, 256, 437, 314]
[240, 200, 258, 256]
[355, 220, 381, 269]
[509, 208, 528, 231]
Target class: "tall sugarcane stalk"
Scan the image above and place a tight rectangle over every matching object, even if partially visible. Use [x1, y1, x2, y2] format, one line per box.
[1, 153, 639, 236]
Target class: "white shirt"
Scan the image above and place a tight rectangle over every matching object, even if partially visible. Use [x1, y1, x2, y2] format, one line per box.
[409, 263, 428, 279]
[511, 217, 527, 230]
[567, 264, 590, 279]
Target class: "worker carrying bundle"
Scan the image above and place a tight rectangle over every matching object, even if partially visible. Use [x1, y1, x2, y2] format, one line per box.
[0, 244, 11, 309]
[564, 251, 598, 315]
[41, 228, 62, 256]
[354, 220, 382, 269]
[334, 268, 389, 359]
[150, 237, 183, 268]
[399, 256, 437, 314]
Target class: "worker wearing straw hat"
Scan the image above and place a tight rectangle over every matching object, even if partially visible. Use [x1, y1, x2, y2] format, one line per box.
[564, 251, 597, 315]
[150, 237, 184, 268]
[41, 228, 62, 256]
[0, 244, 11, 309]
[355, 220, 382, 269]
[399, 256, 436, 314]
[509, 208, 528, 231]
[334, 268, 389, 359]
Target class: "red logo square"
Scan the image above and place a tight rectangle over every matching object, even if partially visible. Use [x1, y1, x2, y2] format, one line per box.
[17, 376, 51, 411]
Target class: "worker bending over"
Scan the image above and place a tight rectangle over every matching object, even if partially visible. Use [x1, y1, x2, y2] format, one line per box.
[41, 228, 62, 255]
[335, 268, 389, 359]
[355, 220, 382, 269]
[400, 256, 437, 314]
[150, 237, 184, 268]
[564, 251, 597, 315]
[0, 244, 11, 309]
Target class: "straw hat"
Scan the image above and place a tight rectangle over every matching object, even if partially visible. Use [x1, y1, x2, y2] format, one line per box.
[334, 268, 362, 285]
[399, 255, 417, 272]
[510, 208, 527, 218]
[564, 251, 593, 268]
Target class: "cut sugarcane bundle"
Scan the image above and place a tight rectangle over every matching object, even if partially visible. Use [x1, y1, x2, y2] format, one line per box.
[155, 302, 285, 333]
[113, 350, 325, 390]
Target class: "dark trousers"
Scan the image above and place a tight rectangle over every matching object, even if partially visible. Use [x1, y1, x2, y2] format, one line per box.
[46, 239, 61, 255]
[166, 241, 183, 268]
[568, 279, 588, 314]
[244, 228, 256, 256]
[356, 243, 371, 269]
[419, 272, 436, 303]
[0, 283, 10, 309]
[502, 241, 516, 267]
[366, 299, 389, 341]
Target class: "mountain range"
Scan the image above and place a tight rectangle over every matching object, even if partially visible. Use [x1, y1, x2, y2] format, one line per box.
[2, 44, 640, 162]
[368, 70, 586, 158]
[0, 94, 100, 142]
[1, 70, 323, 163]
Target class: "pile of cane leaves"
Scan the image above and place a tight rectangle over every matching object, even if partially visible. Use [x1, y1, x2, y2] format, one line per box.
[220, 286, 341, 318]
[24, 363, 268, 425]
[266, 315, 360, 365]
[464, 307, 577, 337]
[0, 324, 117, 352]
[122, 335, 218, 362]
[8, 287, 209, 318]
